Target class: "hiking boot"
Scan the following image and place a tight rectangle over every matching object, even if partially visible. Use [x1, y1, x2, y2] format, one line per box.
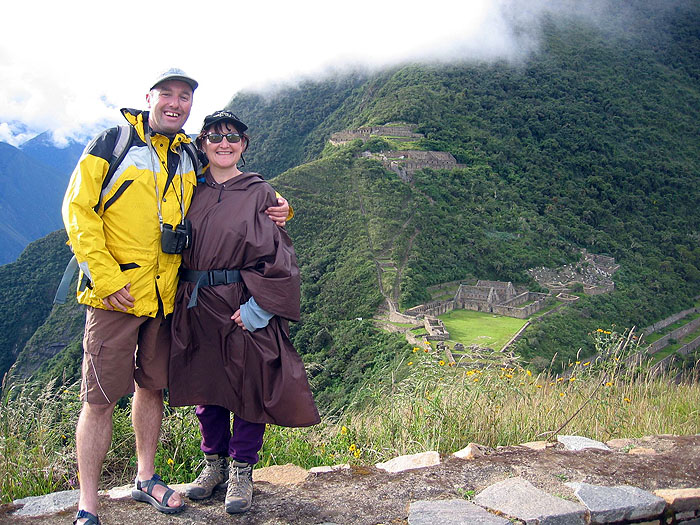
[225, 460, 253, 513]
[185, 453, 229, 500]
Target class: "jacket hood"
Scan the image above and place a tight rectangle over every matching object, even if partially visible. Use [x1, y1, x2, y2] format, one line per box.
[203, 170, 265, 192]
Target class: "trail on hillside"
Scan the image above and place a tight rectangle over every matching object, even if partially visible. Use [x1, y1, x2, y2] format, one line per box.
[351, 175, 420, 315]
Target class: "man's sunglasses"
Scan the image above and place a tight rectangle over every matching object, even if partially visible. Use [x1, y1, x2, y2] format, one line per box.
[205, 132, 242, 144]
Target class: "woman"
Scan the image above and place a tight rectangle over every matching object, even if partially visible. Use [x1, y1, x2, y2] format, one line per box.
[168, 110, 320, 514]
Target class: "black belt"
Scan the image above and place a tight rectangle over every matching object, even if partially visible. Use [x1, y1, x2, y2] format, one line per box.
[179, 268, 242, 308]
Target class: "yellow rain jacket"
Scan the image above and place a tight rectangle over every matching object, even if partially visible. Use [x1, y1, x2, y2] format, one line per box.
[62, 109, 197, 317]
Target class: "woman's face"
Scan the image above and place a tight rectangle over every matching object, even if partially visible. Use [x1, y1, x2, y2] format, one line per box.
[202, 122, 246, 171]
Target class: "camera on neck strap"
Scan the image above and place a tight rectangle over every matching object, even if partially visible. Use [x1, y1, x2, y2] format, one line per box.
[161, 218, 191, 254]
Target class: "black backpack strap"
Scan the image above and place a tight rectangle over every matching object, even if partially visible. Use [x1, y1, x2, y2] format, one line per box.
[182, 141, 202, 176]
[94, 124, 134, 212]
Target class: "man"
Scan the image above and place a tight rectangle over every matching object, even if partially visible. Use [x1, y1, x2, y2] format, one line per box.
[62, 68, 289, 525]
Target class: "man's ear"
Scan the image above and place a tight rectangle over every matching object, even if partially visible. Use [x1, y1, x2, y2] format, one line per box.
[145, 91, 152, 109]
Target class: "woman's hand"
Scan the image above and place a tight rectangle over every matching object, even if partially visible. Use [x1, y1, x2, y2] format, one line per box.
[231, 309, 248, 330]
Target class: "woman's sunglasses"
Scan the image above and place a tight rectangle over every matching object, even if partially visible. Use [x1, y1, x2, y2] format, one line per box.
[205, 132, 242, 144]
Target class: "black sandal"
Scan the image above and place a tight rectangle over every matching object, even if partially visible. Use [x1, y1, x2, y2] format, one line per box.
[73, 509, 100, 525]
[132, 473, 185, 514]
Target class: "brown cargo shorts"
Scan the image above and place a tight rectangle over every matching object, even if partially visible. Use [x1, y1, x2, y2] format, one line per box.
[81, 307, 171, 404]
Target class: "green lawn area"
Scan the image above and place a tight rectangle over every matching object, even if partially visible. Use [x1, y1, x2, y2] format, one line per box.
[439, 310, 528, 349]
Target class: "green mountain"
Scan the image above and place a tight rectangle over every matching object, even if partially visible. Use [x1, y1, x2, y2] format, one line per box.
[2, 0, 699, 411]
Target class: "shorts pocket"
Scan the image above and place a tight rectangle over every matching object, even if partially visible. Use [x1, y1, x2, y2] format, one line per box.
[83, 330, 104, 356]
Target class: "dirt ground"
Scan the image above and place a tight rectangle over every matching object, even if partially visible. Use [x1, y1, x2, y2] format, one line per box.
[2, 435, 699, 525]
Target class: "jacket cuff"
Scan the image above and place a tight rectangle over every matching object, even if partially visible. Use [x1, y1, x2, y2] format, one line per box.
[239, 297, 274, 331]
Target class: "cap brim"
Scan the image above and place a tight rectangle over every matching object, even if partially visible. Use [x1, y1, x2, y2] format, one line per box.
[151, 76, 198, 91]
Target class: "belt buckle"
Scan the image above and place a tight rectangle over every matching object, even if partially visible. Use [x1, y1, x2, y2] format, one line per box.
[209, 271, 224, 286]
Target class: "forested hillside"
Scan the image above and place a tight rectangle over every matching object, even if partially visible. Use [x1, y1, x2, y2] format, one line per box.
[229, 1, 700, 377]
[2, 0, 699, 411]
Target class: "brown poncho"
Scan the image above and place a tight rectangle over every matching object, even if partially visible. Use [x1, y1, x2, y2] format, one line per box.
[168, 170, 320, 427]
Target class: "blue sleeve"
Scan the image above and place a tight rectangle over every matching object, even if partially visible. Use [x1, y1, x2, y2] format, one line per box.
[239, 296, 274, 331]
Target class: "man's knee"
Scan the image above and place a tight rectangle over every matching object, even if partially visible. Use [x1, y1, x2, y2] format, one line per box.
[80, 400, 117, 421]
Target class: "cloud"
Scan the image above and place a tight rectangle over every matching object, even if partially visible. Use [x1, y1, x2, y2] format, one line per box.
[0, 0, 680, 146]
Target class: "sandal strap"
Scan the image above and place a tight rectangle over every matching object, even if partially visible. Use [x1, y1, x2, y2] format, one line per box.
[74, 509, 100, 525]
[137, 473, 175, 505]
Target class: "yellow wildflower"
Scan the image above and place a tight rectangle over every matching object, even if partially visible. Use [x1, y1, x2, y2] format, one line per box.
[605, 382, 613, 387]
[473, 377, 479, 382]
[439, 360, 445, 366]
[569, 376, 576, 382]
[526, 370, 532, 377]
[560, 392, 566, 397]
[349, 443, 357, 452]
[624, 397, 631, 403]
[353, 450, 360, 458]
[536, 384, 543, 388]
[408, 361, 414, 366]
[583, 362, 590, 366]
[167, 458, 174, 466]
[340, 426, 348, 435]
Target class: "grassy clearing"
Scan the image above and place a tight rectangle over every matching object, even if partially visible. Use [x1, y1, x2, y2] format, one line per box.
[439, 309, 527, 349]
[2, 329, 698, 503]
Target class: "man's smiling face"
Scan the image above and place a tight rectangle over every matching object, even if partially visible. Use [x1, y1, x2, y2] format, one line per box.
[146, 79, 193, 135]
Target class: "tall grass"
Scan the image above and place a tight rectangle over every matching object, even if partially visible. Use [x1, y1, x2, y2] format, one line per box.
[1, 328, 698, 503]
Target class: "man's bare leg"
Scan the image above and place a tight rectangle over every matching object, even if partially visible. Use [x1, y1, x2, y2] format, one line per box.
[132, 386, 183, 508]
[75, 401, 116, 523]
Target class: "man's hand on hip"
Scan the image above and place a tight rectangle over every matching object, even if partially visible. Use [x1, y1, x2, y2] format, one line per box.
[102, 284, 135, 311]
[265, 197, 290, 227]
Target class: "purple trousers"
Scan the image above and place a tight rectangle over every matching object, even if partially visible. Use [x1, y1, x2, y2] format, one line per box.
[195, 405, 265, 465]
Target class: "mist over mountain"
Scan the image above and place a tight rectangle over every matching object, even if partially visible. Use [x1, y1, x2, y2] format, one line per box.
[1, 0, 698, 409]
[19, 132, 86, 180]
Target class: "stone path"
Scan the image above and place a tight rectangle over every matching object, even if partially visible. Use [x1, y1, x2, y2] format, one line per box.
[6, 435, 700, 524]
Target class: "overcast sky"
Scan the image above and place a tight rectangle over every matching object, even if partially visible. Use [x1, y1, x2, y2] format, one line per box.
[0, 0, 629, 147]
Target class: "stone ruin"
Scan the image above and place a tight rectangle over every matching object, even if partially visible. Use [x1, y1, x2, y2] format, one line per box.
[424, 316, 449, 341]
[329, 123, 423, 145]
[455, 280, 551, 319]
[329, 123, 466, 181]
[404, 280, 552, 321]
[364, 150, 465, 181]
[527, 249, 618, 295]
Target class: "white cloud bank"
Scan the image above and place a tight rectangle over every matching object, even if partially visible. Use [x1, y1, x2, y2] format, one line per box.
[0, 0, 658, 146]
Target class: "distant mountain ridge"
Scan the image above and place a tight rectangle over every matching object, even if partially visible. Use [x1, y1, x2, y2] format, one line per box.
[0, 134, 85, 264]
[19, 131, 86, 179]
